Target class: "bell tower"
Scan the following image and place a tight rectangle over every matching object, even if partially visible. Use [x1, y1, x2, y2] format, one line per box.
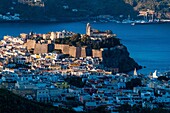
[86, 23, 91, 36]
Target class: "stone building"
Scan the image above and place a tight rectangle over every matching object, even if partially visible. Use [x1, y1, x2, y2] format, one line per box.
[86, 23, 115, 37]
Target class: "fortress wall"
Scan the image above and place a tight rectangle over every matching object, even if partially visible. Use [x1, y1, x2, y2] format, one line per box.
[69, 46, 81, 58]
[55, 44, 63, 50]
[69, 46, 77, 57]
[76, 47, 81, 58]
[81, 47, 87, 57]
[62, 45, 70, 54]
[92, 49, 102, 59]
[55, 44, 70, 54]
[34, 43, 48, 54]
[25, 40, 112, 60]
[24, 40, 36, 50]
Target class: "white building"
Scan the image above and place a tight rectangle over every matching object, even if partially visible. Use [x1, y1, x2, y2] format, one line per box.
[50, 32, 57, 40]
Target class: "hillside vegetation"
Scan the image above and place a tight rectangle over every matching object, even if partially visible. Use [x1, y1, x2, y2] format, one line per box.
[0, 88, 76, 113]
[44, 0, 136, 18]
[55, 34, 120, 49]
[124, 0, 170, 18]
[0, 0, 137, 21]
[0, 0, 169, 21]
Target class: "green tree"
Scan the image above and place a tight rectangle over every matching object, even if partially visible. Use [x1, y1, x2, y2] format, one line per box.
[126, 78, 142, 89]
[70, 34, 81, 42]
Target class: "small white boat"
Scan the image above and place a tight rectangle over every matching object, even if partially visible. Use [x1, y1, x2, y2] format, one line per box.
[131, 23, 135, 26]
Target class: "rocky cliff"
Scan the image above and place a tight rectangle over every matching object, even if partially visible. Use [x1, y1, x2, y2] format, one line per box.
[102, 45, 141, 72]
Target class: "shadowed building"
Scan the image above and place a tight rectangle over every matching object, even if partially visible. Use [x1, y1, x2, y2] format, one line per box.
[48, 44, 55, 53]
[81, 46, 92, 57]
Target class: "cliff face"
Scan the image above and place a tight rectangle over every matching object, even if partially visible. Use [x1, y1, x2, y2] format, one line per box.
[102, 45, 141, 72]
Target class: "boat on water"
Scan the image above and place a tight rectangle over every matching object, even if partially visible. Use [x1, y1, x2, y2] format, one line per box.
[131, 22, 135, 26]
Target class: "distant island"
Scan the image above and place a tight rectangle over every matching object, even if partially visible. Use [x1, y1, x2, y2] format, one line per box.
[0, 0, 170, 23]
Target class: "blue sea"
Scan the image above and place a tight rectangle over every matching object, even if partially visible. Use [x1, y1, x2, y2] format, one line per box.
[0, 22, 170, 74]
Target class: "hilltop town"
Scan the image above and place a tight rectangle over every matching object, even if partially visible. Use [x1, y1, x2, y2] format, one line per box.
[0, 24, 170, 112]
[24, 23, 140, 72]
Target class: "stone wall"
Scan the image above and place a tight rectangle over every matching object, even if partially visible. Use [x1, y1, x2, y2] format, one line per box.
[69, 46, 81, 58]
[24, 40, 36, 50]
[55, 44, 70, 54]
[81, 47, 87, 57]
[55, 45, 92, 58]
[34, 43, 48, 54]
[24, 40, 141, 72]
[92, 49, 103, 59]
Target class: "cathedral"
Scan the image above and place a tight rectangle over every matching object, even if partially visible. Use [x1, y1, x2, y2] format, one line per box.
[86, 23, 114, 37]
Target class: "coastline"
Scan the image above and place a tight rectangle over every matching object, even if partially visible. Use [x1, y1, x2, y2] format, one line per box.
[1, 19, 170, 25]
[0, 17, 91, 24]
[0, 21, 169, 74]
[0, 19, 77, 24]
